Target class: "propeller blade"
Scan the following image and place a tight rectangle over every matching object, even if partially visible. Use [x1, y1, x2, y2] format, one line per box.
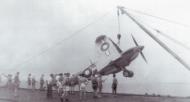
[140, 51, 148, 63]
[131, 34, 148, 63]
[131, 34, 139, 46]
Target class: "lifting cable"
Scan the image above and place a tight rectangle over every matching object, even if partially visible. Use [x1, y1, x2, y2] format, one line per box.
[122, 6, 190, 28]
[117, 8, 121, 45]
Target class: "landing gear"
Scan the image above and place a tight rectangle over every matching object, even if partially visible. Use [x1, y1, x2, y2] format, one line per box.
[123, 69, 134, 78]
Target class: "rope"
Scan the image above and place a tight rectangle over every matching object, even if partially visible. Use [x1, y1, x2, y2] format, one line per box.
[139, 22, 190, 51]
[11, 9, 113, 71]
[120, 6, 190, 28]
[117, 8, 121, 34]
[154, 29, 190, 51]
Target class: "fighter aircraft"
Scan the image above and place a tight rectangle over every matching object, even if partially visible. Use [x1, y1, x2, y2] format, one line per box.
[64, 34, 147, 81]
[92, 34, 147, 78]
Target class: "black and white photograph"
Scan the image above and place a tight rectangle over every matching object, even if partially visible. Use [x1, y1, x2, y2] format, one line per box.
[0, 0, 190, 102]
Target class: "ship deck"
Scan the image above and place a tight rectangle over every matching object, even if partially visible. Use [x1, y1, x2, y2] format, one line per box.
[0, 88, 189, 102]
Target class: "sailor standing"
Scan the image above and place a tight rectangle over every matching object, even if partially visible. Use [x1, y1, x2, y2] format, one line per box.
[32, 76, 36, 91]
[112, 74, 118, 96]
[40, 74, 45, 91]
[14, 72, 20, 97]
[63, 73, 70, 102]
[46, 74, 53, 98]
[57, 74, 64, 102]
[27, 73, 32, 89]
[79, 76, 88, 101]
[91, 74, 98, 98]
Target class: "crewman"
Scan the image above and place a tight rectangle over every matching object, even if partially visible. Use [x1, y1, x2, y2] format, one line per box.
[58, 73, 64, 82]
[57, 73, 64, 102]
[46, 74, 53, 98]
[27, 73, 32, 89]
[79, 76, 88, 101]
[91, 74, 98, 98]
[3, 74, 13, 90]
[14, 72, 20, 97]
[32, 76, 36, 91]
[64, 73, 70, 101]
[97, 75, 106, 97]
[112, 74, 118, 96]
[70, 74, 76, 94]
[39, 74, 45, 91]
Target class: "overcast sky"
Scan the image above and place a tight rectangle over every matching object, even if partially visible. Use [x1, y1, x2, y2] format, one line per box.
[0, 0, 190, 96]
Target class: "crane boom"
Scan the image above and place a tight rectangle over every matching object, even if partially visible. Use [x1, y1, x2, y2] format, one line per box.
[117, 6, 190, 71]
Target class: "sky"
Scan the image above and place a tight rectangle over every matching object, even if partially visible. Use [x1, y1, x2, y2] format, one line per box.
[0, 0, 190, 96]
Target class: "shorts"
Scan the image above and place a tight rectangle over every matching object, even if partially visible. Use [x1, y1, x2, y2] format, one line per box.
[14, 83, 20, 89]
[65, 86, 70, 91]
[92, 85, 98, 91]
[58, 88, 63, 95]
[112, 84, 117, 90]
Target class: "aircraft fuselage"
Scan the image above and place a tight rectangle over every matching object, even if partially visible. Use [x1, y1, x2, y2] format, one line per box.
[98, 46, 144, 76]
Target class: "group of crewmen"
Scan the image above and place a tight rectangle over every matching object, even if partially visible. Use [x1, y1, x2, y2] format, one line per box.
[1, 72, 118, 102]
[0, 72, 20, 97]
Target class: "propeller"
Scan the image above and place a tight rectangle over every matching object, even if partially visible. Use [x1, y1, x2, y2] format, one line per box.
[131, 34, 148, 63]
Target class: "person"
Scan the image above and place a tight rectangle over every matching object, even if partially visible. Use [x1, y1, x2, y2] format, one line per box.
[97, 75, 106, 97]
[40, 74, 45, 91]
[70, 74, 76, 94]
[79, 76, 88, 101]
[46, 74, 53, 98]
[57, 76, 64, 102]
[112, 74, 118, 95]
[52, 74, 57, 89]
[27, 73, 32, 89]
[91, 74, 98, 98]
[32, 76, 36, 91]
[58, 73, 64, 82]
[61, 85, 69, 102]
[63, 73, 70, 101]
[14, 72, 20, 97]
[3, 74, 13, 90]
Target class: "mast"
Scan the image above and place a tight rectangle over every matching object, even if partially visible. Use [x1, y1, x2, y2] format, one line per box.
[117, 6, 190, 71]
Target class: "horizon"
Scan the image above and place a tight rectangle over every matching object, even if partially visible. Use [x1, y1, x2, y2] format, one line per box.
[0, 0, 190, 97]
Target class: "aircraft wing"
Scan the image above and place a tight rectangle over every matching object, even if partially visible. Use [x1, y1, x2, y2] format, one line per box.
[98, 61, 120, 76]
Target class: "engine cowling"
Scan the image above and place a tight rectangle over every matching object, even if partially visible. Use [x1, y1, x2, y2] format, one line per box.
[123, 70, 134, 78]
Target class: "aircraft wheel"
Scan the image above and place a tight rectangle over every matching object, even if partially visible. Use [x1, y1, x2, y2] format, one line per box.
[123, 70, 134, 78]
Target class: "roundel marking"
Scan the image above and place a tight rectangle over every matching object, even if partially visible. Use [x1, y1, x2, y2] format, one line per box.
[101, 42, 110, 51]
